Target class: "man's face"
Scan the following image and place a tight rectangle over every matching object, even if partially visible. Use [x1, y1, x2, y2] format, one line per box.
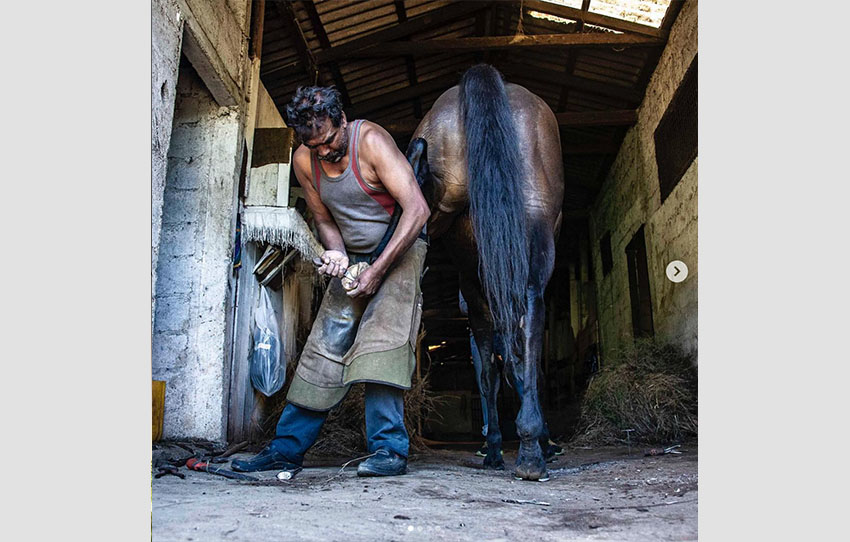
[304, 117, 348, 163]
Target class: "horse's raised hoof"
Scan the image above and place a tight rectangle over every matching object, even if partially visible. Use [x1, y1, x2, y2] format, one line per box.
[483, 450, 505, 470]
[514, 440, 548, 481]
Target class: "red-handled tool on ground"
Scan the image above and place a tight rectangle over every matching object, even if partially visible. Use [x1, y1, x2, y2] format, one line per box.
[185, 458, 259, 481]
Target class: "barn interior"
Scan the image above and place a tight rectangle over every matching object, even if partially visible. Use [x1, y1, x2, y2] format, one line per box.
[252, 0, 684, 444]
[152, 0, 697, 449]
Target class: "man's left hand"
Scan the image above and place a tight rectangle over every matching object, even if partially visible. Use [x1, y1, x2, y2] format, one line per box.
[346, 265, 385, 298]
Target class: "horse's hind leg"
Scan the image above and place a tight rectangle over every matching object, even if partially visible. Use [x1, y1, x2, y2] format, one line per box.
[514, 220, 556, 481]
[462, 281, 505, 470]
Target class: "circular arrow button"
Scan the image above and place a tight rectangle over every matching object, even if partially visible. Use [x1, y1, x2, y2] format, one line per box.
[666, 260, 688, 283]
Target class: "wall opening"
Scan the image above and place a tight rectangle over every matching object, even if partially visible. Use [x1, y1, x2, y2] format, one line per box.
[600, 231, 613, 277]
[625, 225, 655, 339]
[654, 54, 697, 203]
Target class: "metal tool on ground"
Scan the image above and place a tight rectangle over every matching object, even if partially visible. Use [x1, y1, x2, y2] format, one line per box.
[154, 466, 186, 479]
[644, 444, 682, 457]
[185, 458, 259, 481]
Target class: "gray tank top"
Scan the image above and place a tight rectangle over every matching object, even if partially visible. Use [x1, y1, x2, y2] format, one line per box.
[311, 119, 396, 254]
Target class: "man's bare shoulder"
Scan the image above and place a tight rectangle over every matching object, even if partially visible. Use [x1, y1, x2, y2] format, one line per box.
[292, 144, 311, 167]
[358, 120, 397, 155]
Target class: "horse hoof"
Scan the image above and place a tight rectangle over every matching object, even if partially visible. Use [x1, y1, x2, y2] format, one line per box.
[515, 443, 547, 481]
[514, 463, 548, 481]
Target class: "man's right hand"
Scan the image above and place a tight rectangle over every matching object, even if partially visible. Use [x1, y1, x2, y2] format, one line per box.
[317, 250, 349, 278]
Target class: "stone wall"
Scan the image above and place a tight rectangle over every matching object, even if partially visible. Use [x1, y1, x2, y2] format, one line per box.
[589, 0, 698, 360]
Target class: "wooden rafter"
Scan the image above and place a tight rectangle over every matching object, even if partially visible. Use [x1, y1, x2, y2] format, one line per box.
[523, 0, 667, 38]
[339, 33, 664, 57]
[297, 0, 352, 108]
[557, 0, 591, 111]
[393, 0, 422, 119]
[271, 1, 318, 84]
[497, 60, 642, 104]
[314, 2, 486, 64]
[249, 0, 265, 60]
[348, 74, 460, 118]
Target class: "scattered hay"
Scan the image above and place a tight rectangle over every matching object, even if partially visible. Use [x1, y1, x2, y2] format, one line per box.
[570, 339, 697, 446]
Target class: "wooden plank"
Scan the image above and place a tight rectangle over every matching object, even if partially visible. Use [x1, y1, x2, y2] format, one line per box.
[249, 0, 265, 60]
[497, 60, 642, 103]
[272, 0, 319, 84]
[348, 74, 460, 118]
[394, 0, 423, 119]
[314, 2, 486, 64]
[557, 0, 591, 111]
[227, 238, 259, 442]
[523, 0, 666, 38]
[348, 33, 664, 57]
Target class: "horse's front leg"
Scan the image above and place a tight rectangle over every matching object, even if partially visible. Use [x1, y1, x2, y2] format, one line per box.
[514, 224, 555, 481]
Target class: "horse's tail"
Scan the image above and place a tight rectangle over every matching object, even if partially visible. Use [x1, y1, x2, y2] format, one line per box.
[460, 64, 529, 355]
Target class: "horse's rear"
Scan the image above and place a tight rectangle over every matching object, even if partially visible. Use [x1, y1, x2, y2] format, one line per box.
[408, 65, 564, 480]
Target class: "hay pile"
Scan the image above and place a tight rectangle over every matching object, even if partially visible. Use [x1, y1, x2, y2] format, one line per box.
[570, 339, 697, 446]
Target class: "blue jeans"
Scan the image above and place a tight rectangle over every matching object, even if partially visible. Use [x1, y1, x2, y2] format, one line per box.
[269, 382, 409, 465]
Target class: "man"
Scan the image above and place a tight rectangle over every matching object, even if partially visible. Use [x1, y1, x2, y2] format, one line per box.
[232, 86, 430, 477]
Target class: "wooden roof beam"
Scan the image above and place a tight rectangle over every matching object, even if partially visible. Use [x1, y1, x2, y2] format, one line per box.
[314, 2, 487, 64]
[523, 0, 668, 38]
[394, 0, 422, 119]
[343, 33, 664, 57]
[348, 74, 460, 118]
[557, 0, 591, 111]
[271, 1, 318, 84]
[297, 0, 352, 108]
[496, 60, 642, 103]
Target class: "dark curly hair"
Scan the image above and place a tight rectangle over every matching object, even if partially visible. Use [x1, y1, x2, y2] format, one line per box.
[285, 86, 344, 141]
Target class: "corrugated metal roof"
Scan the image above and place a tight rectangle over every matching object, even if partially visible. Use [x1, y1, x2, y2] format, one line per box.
[259, 0, 685, 201]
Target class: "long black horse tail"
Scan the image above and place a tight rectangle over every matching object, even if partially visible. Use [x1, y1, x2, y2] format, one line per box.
[460, 64, 529, 357]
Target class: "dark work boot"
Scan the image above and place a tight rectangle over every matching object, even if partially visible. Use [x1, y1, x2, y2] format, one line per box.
[231, 447, 300, 473]
[357, 449, 408, 477]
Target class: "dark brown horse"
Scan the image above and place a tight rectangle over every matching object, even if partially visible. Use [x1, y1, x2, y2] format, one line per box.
[405, 65, 564, 481]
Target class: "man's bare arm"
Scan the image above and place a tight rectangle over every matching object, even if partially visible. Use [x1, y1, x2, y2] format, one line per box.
[292, 147, 349, 278]
[346, 123, 430, 297]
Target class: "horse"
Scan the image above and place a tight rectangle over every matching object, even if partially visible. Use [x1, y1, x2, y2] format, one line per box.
[405, 64, 564, 481]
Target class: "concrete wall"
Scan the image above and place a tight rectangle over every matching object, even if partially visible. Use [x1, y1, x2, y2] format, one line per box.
[152, 59, 242, 441]
[152, 0, 183, 320]
[152, 0, 251, 314]
[152, 0, 254, 442]
[589, 0, 698, 360]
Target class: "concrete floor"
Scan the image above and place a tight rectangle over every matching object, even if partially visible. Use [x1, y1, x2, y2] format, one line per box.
[152, 442, 697, 541]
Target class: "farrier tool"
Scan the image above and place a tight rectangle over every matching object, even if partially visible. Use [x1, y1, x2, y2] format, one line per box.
[185, 457, 259, 481]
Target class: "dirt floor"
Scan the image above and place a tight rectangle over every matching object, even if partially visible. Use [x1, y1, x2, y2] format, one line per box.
[151, 441, 697, 541]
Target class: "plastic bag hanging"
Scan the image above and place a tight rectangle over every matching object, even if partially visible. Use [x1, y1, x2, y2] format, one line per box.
[250, 285, 286, 396]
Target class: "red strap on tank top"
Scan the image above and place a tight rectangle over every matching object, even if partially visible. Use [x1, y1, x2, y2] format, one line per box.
[350, 120, 396, 216]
